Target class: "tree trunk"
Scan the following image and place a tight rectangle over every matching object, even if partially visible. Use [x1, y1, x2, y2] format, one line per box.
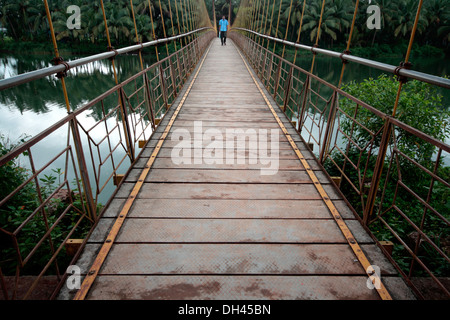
[371, 29, 377, 47]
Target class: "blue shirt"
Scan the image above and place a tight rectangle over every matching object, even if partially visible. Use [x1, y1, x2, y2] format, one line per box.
[219, 19, 228, 32]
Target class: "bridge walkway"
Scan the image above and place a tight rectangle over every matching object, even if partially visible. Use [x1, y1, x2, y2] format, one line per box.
[65, 37, 414, 300]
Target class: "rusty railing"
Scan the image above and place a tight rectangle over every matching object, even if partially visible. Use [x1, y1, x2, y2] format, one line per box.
[230, 31, 450, 300]
[0, 30, 214, 300]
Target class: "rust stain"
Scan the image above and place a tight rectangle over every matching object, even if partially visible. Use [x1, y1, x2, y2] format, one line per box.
[140, 281, 222, 300]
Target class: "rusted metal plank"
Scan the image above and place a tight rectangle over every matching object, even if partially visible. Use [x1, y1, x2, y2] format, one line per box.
[101, 199, 357, 220]
[153, 148, 302, 159]
[131, 183, 341, 200]
[145, 140, 308, 152]
[72, 40, 214, 301]
[146, 159, 322, 171]
[99, 244, 383, 275]
[235, 44, 393, 300]
[68, 38, 409, 301]
[125, 169, 326, 184]
[85, 275, 387, 300]
[102, 219, 372, 244]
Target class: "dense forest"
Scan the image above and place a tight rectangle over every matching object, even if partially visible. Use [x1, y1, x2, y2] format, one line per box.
[233, 0, 450, 56]
[0, 0, 449, 56]
[0, 0, 211, 48]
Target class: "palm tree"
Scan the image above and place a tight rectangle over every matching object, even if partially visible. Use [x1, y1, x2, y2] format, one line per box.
[390, 0, 428, 39]
[103, 3, 134, 45]
[301, 0, 352, 45]
[424, 0, 450, 45]
[437, 12, 450, 43]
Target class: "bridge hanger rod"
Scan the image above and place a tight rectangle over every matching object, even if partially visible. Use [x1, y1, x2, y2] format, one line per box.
[232, 28, 450, 89]
[0, 27, 212, 92]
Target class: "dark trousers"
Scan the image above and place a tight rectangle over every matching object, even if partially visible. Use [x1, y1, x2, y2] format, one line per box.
[220, 31, 227, 45]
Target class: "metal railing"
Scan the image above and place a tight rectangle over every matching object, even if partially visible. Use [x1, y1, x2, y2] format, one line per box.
[230, 31, 450, 300]
[0, 28, 210, 92]
[0, 30, 215, 300]
[231, 28, 450, 90]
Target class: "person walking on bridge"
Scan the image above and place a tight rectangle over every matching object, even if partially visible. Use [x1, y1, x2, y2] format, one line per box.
[219, 15, 229, 46]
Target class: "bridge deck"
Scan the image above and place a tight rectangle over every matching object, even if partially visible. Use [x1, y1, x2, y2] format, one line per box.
[66, 38, 414, 300]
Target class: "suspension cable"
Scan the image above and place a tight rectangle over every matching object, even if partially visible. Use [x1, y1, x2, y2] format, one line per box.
[158, 0, 170, 56]
[310, 0, 326, 73]
[167, 0, 178, 52]
[266, 0, 276, 49]
[273, 0, 284, 53]
[250, 0, 260, 41]
[148, 0, 160, 61]
[130, 0, 145, 70]
[292, 0, 306, 64]
[257, 0, 269, 46]
[180, 0, 189, 45]
[43, 0, 70, 113]
[261, 0, 272, 48]
[337, 0, 359, 88]
[281, 0, 294, 58]
[392, 0, 424, 117]
[174, 0, 184, 48]
[100, 0, 119, 84]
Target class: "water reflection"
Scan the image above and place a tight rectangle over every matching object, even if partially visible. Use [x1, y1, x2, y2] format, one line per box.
[1, 51, 448, 120]
[0, 51, 158, 120]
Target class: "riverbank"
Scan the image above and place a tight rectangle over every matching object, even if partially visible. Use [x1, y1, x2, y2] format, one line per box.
[0, 38, 178, 58]
[282, 42, 447, 60]
[0, 39, 108, 55]
[1, 37, 447, 60]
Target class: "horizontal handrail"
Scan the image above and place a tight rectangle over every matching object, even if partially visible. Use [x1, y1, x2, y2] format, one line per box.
[231, 32, 450, 299]
[232, 28, 450, 89]
[0, 31, 215, 300]
[0, 32, 213, 166]
[0, 27, 212, 92]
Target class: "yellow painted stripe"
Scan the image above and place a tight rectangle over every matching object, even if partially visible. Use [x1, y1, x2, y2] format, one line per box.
[235, 45, 392, 301]
[73, 43, 213, 300]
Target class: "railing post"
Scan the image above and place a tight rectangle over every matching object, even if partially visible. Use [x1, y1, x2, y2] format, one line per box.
[158, 64, 169, 110]
[143, 73, 156, 130]
[195, 35, 200, 61]
[69, 118, 97, 221]
[282, 65, 294, 113]
[363, 118, 392, 225]
[169, 57, 178, 98]
[257, 45, 264, 78]
[177, 50, 185, 82]
[319, 91, 338, 163]
[118, 87, 136, 163]
[266, 54, 273, 89]
[261, 50, 268, 84]
[249, 40, 256, 67]
[175, 51, 182, 90]
[298, 75, 310, 133]
[273, 59, 282, 100]
[183, 40, 190, 77]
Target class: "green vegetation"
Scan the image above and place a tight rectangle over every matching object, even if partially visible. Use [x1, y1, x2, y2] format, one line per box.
[0, 134, 96, 275]
[234, 0, 449, 57]
[1, 0, 449, 58]
[324, 75, 450, 277]
[0, 0, 210, 54]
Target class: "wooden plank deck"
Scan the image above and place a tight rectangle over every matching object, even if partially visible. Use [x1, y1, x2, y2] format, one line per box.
[61, 38, 415, 300]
